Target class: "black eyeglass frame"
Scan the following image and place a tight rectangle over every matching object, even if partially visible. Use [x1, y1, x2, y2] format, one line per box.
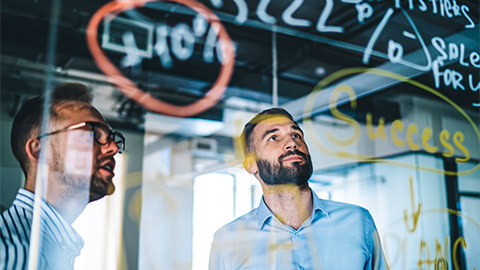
[36, 121, 125, 154]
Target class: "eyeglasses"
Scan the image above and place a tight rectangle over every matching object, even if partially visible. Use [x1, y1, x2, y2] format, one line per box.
[37, 121, 125, 154]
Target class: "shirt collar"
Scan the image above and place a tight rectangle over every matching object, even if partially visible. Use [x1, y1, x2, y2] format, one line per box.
[256, 188, 330, 230]
[256, 197, 273, 230]
[14, 188, 84, 253]
[311, 189, 330, 222]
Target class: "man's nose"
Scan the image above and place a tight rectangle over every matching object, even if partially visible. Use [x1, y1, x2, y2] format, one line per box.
[101, 140, 120, 156]
[284, 137, 298, 150]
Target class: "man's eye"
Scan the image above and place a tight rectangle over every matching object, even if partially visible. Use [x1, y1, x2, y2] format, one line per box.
[268, 136, 277, 141]
[292, 133, 301, 139]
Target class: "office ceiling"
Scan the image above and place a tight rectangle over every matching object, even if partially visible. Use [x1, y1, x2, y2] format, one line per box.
[1, 0, 479, 131]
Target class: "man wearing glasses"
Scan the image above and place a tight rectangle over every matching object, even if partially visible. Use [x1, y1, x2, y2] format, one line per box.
[0, 83, 125, 269]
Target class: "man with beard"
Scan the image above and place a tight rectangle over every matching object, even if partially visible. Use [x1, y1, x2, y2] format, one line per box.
[0, 83, 125, 269]
[209, 108, 387, 270]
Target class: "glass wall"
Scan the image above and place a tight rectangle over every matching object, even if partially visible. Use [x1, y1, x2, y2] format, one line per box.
[1, 0, 478, 269]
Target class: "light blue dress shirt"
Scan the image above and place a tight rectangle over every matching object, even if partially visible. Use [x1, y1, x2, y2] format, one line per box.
[209, 190, 387, 270]
[0, 188, 84, 270]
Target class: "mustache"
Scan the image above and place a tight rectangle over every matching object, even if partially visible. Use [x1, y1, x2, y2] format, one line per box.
[96, 156, 115, 168]
[279, 149, 308, 162]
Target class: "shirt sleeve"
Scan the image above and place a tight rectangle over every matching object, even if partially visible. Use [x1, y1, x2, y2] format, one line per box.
[209, 235, 228, 270]
[372, 227, 389, 270]
[364, 211, 389, 270]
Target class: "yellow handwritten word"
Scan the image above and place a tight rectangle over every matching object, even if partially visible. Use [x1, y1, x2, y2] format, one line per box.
[329, 84, 470, 162]
[384, 233, 464, 270]
[303, 67, 480, 176]
[382, 202, 480, 269]
[417, 237, 452, 270]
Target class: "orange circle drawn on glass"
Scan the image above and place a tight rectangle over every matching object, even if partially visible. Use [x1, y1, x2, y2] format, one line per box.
[86, 0, 235, 117]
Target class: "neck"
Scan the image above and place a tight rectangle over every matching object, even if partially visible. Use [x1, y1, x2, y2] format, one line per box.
[48, 196, 87, 224]
[261, 183, 313, 230]
[25, 174, 89, 224]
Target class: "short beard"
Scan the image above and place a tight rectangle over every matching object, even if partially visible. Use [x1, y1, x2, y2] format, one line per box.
[89, 174, 114, 202]
[54, 171, 109, 202]
[50, 148, 112, 202]
[49, 171, 90, 206]
[50, 149, 90, 192]
[257, 149, 313, 187]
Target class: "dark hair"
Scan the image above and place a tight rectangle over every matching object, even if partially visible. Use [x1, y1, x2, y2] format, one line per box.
[10, 83, 92, 175]
[240, 108, 299, 156]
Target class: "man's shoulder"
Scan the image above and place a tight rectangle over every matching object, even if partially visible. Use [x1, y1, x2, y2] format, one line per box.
[0, 205, 31, 248]
[213, 207, 259, 239]
[0, 208, 29, 270]
[321, 199, 368, 211]
[319, 199, 374, 222]
[1, 203, 32, 226]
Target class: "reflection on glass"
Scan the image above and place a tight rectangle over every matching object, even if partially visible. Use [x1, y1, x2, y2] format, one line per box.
[1, 0, 479, 268]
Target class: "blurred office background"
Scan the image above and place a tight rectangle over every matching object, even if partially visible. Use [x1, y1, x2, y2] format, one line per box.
[1, 0, 479, 269]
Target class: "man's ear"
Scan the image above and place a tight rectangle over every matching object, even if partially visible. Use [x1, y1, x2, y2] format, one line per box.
[25, 138, 41, 161]
[243, 154, 258, 174]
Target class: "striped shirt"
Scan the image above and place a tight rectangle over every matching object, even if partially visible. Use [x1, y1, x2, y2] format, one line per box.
[0, 188, 84, 270]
